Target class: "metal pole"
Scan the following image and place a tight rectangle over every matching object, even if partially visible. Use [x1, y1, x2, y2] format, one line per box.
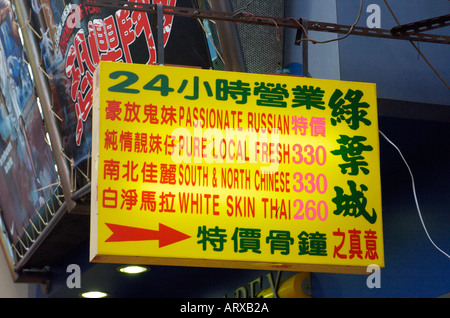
[301, 18, 308, 77]
[210, 0, 247, 72]
[13, 0, 76, 212]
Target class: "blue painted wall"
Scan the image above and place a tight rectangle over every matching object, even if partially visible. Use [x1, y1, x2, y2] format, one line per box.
[284, 0, 341, 80]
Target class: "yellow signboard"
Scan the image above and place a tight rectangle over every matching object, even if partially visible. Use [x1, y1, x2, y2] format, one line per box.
[90, 61, 384, 274]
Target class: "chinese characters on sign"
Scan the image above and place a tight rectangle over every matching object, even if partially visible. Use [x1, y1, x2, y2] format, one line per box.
[91, 61, 383, 273]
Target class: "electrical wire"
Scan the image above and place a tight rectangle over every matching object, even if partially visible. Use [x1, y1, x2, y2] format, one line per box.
[293, 0, 364, 44]
[237, 11, 283, 41]
[383, 0, 449, 90]
[379, 130, 450, 259]
[233, 0, 257, 15]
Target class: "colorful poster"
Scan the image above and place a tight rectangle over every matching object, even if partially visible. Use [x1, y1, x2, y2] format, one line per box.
[0, 1, 58, 248]
[28, 0, 212, 168]
[91, 61, 384, 274]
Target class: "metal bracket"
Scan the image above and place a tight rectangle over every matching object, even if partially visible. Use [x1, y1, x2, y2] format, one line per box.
[390, 14, 450, 37]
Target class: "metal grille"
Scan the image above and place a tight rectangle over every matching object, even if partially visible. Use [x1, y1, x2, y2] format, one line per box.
[232, 0, 284, 74]
[203, 0, 284, 74]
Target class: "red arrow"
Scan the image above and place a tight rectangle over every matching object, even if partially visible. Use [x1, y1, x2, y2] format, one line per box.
[105, 223, 190, 247]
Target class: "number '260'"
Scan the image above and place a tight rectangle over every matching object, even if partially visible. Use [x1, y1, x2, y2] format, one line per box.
[294, 200, 328, 221]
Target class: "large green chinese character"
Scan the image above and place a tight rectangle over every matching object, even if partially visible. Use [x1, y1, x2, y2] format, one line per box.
[216, 79, 251, 104]
[254, 82, 289, 108]
[328, 89, 371, 130]
[298, 231, 327, 256]
[266, 230, 294, 255]
[331, 135, 373, 175]
[231, 227, 261, 254]
[197, 225, 227, 251]
[291, 85, 325, 109]
[177, 76, 213, 100]
[332, 180, 377, 224]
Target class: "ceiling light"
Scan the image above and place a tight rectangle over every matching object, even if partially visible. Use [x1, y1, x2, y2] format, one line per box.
[80, 291, 108, 298]
[117, 265, 150, 274]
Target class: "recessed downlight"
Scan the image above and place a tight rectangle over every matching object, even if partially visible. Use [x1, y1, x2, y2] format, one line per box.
[80, 291, 108, 298]
[117, 265, 150, 274]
